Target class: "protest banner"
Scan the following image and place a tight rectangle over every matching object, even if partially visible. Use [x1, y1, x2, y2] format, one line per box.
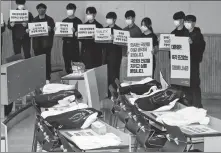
[127, 38, 153, 77]
[77, 24, 96, 39]
[95, 28, 112, 43]
[55, 22, 73, 37]
[170, 36, 190, 86]
[28, 22, 48, 37]
[10, 10, 28, 22]
[159, 34, 175, 50]
[113, 29, 130, 46]
[1, 13, 3, 25]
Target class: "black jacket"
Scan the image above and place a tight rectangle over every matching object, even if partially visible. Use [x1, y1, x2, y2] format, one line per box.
[8, 10, 33, 40]
[32, 14, 55, 50]
[1, 22, 5, 48]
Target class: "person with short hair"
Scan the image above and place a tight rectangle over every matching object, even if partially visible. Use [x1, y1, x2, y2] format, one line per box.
[183, 14, 206, 108]
[7, 0, 33, 59]
[80, 6, 103, 69]
[140, 17, 159, 78]
[32, 3, 55, 83]
[103, 12, 122, 97]
[60, 3, 82, 74]
[171, 11, 188, 36]
[121, 10, 142, 82]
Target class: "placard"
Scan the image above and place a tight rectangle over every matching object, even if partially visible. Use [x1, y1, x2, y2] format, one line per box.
[77, 24, 95, 39]
[55, 22, 73, 37]
[1, 13, 3, 25]
[127, 38, 153, 77]
[95, 28, 112, 43]
[10, 10, 28, 22]
[28, 22, 48, 37]
[113, 29, 130, 46]
[160, 71, 169, 90]
[159, 34, 175, 50]
[170, 37, 190, 86]
[181, 125, 219, 135]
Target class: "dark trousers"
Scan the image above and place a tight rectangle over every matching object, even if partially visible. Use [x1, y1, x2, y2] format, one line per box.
[82, 48, 102, 69]
[34, 47, 52, 80]
[153, 55, 156, 79]
[13, 37, 31, 59]
[63, 41, 80, 74]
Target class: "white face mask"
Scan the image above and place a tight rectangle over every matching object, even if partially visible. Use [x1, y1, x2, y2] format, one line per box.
[184, 23, 192, 30]
[67, 10, 74, 17]
[174, 20, 180, 27]
[125, 19, 132, 26]
[141, 26, 148, 33]
[106, 19, 113, 25]
[18, 5, 25, 10]
[86, 15, 93, 21]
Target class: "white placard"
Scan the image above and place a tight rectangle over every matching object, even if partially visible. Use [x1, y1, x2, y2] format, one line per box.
[170, 36, 190, 86]
[10, 10, 28, 22]
[77, 24, 96, 39]
[127, 38, 153, 77]
[181, 125, 219, 135]
[28, 22, 48, 37]
[1, 13, 3, 25]
[159, 34, 175, 50]
[113, 29, 130, 46]
[160, 71, 169, 90]
[95, 28, 112, 43]
[55, 22, 73, 37]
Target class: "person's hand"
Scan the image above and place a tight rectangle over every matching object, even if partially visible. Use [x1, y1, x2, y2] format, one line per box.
[157, 36, 160, 42]
[10, 22, 15, 27]
[72, 27, 75, 32]
[188, 38, 193, 44]
[25, 29, 30, 33]
[92, 34, 95, 39]
[54, 27, 57, 31]
[22, 22, 27, 27]
[48, 26, 51, 31]
[75, 31, 78, 37]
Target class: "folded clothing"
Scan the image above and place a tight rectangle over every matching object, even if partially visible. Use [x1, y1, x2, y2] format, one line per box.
[119, 80, 162, 95]
[135, 87, 184, 111]
[156, 107, 209, 126]
[42, 83, 76, 94]
[44, 108, 102, 129]
[34, 89, 82, 108]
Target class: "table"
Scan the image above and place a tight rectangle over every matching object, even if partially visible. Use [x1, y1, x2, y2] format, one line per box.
[60, 120, 131, 152]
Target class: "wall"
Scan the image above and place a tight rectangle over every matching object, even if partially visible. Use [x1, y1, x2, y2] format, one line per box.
[1, 1, 221, 96]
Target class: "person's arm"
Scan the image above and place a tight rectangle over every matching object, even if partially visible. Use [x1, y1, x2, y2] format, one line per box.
[1, 22, 6, 33]
[49, 17, 55, 36]
[7, 18, 13, 30]
[29, 12, 34, 23]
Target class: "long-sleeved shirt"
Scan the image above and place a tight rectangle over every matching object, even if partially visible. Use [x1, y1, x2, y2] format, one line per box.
[122, 24, 142, 57]
[8, 9, 33, 40]
[32, 14, 55, 49]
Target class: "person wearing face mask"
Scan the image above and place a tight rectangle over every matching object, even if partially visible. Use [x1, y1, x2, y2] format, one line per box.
[103, 12, 122, 97]
[7, 0, 33, 59]
[121, 10, 142, 82]
[60, 3, 82, 74]
[32, 3, 55, 83]
[171, 11, 188, 37]
[182, 15, 205, 108]
[140, 17, 159, 79]
[80, 7, 103, 69]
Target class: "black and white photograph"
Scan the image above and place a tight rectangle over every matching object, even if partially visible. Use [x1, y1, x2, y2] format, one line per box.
[0, 0, 221, 152]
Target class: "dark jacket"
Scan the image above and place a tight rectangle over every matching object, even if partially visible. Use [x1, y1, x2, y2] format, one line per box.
[8, 10, 33, 40]
[32, 15, 55, 50]
[1, 22, 6, 48]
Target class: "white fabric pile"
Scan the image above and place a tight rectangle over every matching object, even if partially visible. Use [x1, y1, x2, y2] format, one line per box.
[71, 133, 122, 150]
[156, 107, 210, 126]
[42, 83, 76, 94]
[121, 77, 153, 87]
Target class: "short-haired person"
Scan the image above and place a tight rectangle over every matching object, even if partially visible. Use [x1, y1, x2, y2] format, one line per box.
[183, 15, 206, 108]
[140, 17, 159, 79]
[60, 3, 82, 74]
[32, 3, 55, 83]
[7, 0, 33, 59]
[103, 12, 122, 97]
[171, 11, 188, 36]
[121, 10, 142, 82]
[80, 7, 103, 69]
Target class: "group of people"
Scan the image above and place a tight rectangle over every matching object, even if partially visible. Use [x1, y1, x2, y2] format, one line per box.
[1, 0, 205, 108]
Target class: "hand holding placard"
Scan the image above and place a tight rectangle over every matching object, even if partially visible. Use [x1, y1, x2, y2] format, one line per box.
[10, 22, 15, 27]
[28, 22, 49, 37]
[22, 22, 27, 27]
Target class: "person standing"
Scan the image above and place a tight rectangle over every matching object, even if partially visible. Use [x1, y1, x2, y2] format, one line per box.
[103, 12, 122, 97]
[80, 7, 103, 69]
[140, 17, 159, 79]
[121, 10, 142, 82]
[32, 3, 55, 82]
[171, 11, 188, 36]
[7, 0, 33, 59]
[183, 15, 206, 108]
[1, 20, 5, 53]
[60, 3, 82, 74]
